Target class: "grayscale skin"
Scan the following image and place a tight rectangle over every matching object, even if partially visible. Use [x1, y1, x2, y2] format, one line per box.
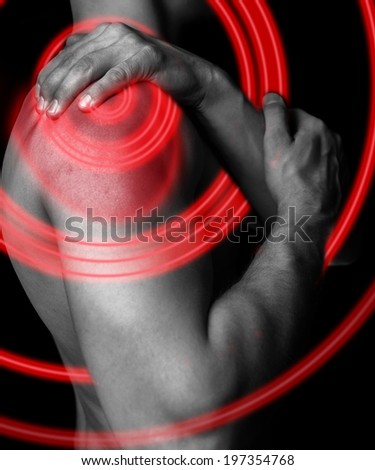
[2, 0, 341, 449]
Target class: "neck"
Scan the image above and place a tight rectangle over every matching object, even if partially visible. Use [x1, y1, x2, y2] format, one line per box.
[71, 0, 164, 36]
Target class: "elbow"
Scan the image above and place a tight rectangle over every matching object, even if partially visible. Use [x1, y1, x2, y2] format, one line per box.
[162, 356, 239, 425]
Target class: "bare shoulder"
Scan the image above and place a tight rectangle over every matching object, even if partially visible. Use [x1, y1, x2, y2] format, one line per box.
[5, 83, 205, 222]
[2, 88, 46, 221]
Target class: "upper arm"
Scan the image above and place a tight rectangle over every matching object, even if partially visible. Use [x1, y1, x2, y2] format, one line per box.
[30, 85, 233, 432]
[4, 85, 279, 446]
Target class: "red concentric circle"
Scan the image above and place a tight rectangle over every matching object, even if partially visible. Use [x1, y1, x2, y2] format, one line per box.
[0, 0, 374, 448]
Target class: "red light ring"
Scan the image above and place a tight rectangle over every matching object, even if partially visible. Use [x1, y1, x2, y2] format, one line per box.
[0, 0, 374, 448]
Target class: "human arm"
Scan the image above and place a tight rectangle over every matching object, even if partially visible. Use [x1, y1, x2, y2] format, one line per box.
[35, 87, 341, 447]
[69, 0, 163, 35]
[36, 23, 274, 220]
[37, 22, 359, 268]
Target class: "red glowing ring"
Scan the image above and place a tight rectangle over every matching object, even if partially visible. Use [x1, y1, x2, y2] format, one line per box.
[0, 0, 374, 448]
[32, 16, 158, 86]
[207, 0, 257, 98]
[0, 282, 373, 448]
[1, 180, 249, 280]
[0, 350, 92, 384]
[40, 85, 182, 171]
[12, 17, 184, 217]
[2, 0, 286, 281]
[30, 17, 183, 174]
[15, 105, 183, 216]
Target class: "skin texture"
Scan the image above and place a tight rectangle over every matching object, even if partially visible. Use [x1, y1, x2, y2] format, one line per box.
[2, 87, 341, 449]
[3, 86, 225, 449]
[36, 22, 275, 221]
[70, 0, 164, 35]
[36, 15, 356, 264]
[2, 2, 342, 449]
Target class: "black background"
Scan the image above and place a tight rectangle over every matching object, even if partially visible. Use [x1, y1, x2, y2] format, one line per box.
[0, 0, 374, 449]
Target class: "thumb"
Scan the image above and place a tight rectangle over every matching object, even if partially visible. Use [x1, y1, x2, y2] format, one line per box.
[263, 93, 291, 149]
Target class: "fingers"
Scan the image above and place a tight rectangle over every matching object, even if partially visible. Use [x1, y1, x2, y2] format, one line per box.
[36, 23, 115, 115]
[78, 46, 160, 111]
[263, 93, 292, 151]
[293, 108, 342, 204]
[293, 109, 327, 137]
[36, 22, 156, 118]
[293, 108, 338, 159]
[37, 25, 109, 91]
[65, 33, 86, 47]
[45, 49, 117, 117]
[35, 21, 195, 119]
[39, 48, 104, 117]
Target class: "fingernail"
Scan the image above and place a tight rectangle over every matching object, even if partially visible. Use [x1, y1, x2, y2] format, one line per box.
[47, 99, 59, 116]
[37, 97, 46, 113]
[36, 84, 41, 100]
[263, 93, 285, 107]
[79, 94, 93, 109]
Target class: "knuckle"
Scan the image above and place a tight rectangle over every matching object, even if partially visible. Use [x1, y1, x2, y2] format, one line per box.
[297, 130, 317, 149]
[90, 81, 105, 97]
[73, 56, 94, 74]
[298, 112, 326, 135]
[40, 82, 54, 99]
[143, 44, 159, 62]
[95, 22, 111, 33]
[66, 33, 80, 45]
[108, 22, 126, 37]
[54, 83, 71, 102]
[311, 118, 327, 134]
[40, 54, 76, 95]
[123, 31, 140, 47]
[42, 75, 61, 97]
[60, 52, 74, 68]
[108, 65, 128, 82]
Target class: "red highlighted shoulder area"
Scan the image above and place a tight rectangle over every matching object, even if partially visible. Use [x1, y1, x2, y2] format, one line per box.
[13, 82, 183, 218]
[1, 1, 375, 448]
[1, 70, 249, 281]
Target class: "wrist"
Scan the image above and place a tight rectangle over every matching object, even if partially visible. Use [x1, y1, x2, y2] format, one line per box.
[268, 222, 325, 278]
[276, 204, 331, 259]
[197, 64, 233, 112]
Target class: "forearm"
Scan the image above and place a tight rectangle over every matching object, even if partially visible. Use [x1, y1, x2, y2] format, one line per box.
[209, 215, 324, 387]
[238, 225, 321, 343]
[70, 0, 164, 35]
[196, 68, 276, 220]
[37, 13, 273, 222]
